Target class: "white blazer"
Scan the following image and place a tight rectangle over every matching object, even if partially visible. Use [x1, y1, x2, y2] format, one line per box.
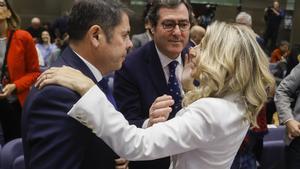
[68, 86, 249, 169]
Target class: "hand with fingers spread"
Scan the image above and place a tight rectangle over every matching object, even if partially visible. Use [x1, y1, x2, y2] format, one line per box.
[147, 95, 174, 127]
[115, 158, 129, 169]
[35, 66, 95, 96]
[0, 83, 16, 99]
[286, 119, 300, 140]
[181, 46, 198, 92]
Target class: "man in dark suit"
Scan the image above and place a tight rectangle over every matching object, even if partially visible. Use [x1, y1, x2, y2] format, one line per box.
[22, 0, 132, 169]
[113, 0, 194, 168]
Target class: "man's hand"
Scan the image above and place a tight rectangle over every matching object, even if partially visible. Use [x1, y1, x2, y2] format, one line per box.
[115, 158, 129, 169]
[286, 119, 300, 139]
[148, 95, 174, 127]
[0, 83, 16, 99]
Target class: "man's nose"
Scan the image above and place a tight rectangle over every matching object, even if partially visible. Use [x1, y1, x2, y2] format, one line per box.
[172, 25, 182, 35]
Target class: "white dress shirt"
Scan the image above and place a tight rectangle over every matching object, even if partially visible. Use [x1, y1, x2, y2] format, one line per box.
[68, 86, 250, 169]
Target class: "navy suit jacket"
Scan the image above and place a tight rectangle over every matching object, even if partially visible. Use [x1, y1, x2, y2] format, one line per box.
[22, 46, 118, 169]
[113, 41, 190, 169]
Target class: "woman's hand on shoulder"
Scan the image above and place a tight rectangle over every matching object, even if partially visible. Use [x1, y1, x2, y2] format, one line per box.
[35, 66, 95, 96]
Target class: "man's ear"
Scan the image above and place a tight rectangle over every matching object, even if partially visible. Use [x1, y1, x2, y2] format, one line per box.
[150, 27, 155, 34]
[89, 25, 105, 47]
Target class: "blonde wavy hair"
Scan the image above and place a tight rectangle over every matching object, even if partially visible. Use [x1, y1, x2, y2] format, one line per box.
[182, 21, 275, 126]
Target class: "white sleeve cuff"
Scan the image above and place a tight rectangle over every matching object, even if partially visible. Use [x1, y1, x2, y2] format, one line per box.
[142, 119, 150, 129]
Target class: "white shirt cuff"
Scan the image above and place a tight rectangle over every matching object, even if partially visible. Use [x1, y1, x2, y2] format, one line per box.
[142, 119, 150, 129]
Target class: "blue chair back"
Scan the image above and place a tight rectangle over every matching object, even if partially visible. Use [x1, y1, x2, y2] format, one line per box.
[260, 126, 286, 169]
[264, 126, 286, 141]
[0, 138, 23, 169]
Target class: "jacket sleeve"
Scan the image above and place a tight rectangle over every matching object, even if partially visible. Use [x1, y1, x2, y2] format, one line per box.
[68, 86, 231, 161]
[275, 64, 300, 123]
[13, 31, 40, 93]
[113, 66, 148, 128]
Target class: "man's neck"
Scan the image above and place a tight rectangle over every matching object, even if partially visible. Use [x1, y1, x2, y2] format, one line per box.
[70, 42, 108, 77]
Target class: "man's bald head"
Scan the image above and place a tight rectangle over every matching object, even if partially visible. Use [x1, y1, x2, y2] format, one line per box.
[190, 25, 205, 45]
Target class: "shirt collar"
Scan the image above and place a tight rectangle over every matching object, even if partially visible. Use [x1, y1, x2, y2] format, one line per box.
[155, 45, 182, 69]
[72, 50, 103, 82]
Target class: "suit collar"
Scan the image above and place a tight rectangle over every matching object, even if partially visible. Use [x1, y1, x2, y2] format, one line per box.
[72, 50, 103, 82]
[59, 46, 98, 83]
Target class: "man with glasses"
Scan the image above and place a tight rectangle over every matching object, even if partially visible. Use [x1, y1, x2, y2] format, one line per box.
[113, 0, 193, 168]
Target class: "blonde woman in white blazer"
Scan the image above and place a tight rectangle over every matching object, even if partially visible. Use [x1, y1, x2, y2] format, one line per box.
[36, 21, 275, 169]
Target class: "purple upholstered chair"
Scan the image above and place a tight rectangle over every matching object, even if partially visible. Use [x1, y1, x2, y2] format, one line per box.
[0, 138, 23, 169]
[260, 126, 286, 169]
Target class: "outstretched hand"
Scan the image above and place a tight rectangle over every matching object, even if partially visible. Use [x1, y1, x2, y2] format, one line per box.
[148, 95, 174, 127]
[35, 66, 95, 96]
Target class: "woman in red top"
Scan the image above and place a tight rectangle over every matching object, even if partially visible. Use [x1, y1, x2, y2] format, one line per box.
[270, 41, 290, 63]
[0, 0, 40, 143]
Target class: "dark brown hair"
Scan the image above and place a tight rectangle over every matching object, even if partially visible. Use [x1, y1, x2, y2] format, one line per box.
[4, 0, 21, 30]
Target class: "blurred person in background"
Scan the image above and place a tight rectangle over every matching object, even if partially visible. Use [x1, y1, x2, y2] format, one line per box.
[189, 25, 205, 45]
[236, 11, 264, 47]
[270, 41, 290, 79]
[286, 44, 300, 76]
[52, 12, 69, 51]
[270, 41, 290, 63]
[263, 1, 284, 52]
[0, 0, 40, 143]
[26, 17, 43, 43]
[36, 30, 60, 70]
[130, 1, 153, 51]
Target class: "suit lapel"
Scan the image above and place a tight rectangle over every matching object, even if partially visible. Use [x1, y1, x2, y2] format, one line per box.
[145, 42, 168, 95]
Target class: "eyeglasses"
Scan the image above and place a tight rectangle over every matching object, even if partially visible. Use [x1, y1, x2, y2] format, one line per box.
[161, 20, 190, 32]
[0, 2, 6, 7]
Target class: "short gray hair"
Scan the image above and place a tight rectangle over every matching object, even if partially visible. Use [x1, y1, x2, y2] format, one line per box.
[236, 12, 252, 27]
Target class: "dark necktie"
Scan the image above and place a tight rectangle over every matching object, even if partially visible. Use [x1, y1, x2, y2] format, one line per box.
[167, 61, 182, 118]
[97, 77, 117, 108]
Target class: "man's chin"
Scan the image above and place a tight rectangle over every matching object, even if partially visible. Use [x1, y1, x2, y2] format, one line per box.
[168, 47, 184, 55]
[115, 62, 123, 71]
